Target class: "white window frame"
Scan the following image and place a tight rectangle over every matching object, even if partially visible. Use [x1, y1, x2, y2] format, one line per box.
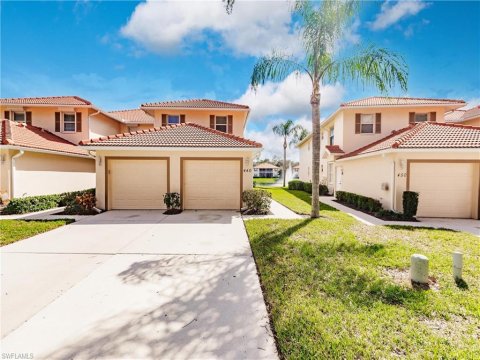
[215, 115, 228, 133]
[12, 111, 26, 123]
[360, 114, 375, 134]
[414, 113, 429, 122]
[329, 127, 334, 145]
[167, 115, 180, 125]
[327, 162, 334, 184]
[62, 112, 76, 133]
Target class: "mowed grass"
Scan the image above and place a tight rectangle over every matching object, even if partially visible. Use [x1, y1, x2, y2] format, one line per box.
[245, 187, 480, 359]
[0, 219, 73, 246]
[253, 177, 280, 185]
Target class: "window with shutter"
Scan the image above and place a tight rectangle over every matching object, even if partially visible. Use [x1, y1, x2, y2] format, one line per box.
[227, 115, 233, 134]
[359, 114, 374, 133]
[26, 112, 32, 126]
[4, 111, 10, 120]
[375, 113, 381, 133]
[55, 112, 61, 132]
[63, 113, 76, 132]
[215, 116, 228, 132]
[13, 111, 26, 123]
[76, 112, 82, 132]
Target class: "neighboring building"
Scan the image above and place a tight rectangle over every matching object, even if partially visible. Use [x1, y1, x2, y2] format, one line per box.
[253, 162, 280, 178]
[107, 109, 155, 132]
[297, 97, 480, 219]
[445, 106, 480, 126]
[0, 96, 125, 200]
[81, 99, 261, 211]
[292, 164, 300, 178]
[1, 120, 94, 200]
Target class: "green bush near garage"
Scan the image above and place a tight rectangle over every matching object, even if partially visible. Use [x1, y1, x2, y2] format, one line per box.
[288, 180, 329, 195]
[2, 189, 95, 215]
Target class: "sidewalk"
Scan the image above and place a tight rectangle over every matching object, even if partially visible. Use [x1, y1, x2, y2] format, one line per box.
[0, 207, 91, 222]
[321, 196, 480, 237]
[243, 200, 303, 220]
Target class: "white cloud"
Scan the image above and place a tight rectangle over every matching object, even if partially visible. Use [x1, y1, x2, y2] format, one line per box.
[462, 97, 480, 110]
[370, 1, 429, 31]
[235, 72, 345, 122]
[121, 0, 301, 57]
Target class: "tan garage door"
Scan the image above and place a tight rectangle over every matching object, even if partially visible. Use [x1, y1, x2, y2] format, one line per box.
[183, 159, 241, 210]
[409, 162, 474, 218]
[108, 158, 168, 209]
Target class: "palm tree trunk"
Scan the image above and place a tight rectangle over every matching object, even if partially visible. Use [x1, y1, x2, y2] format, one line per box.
[310, 90, 321, 218]
[283, 137, 287, 187]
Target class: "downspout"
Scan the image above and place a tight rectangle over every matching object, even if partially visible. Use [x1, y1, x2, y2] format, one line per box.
[391, 160, 396, 211]
[11, 150, 24, 198]
[89, 110, 101, 137]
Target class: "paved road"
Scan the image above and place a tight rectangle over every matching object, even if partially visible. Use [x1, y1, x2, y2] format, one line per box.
[1, 210, 277, 359]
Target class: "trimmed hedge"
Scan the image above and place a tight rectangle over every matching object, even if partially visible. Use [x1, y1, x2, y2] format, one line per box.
[288, 180, 329, 195]
[2, 189, 95, 215]
[335, 191, 383, 213]
[403, 191, 419, 219]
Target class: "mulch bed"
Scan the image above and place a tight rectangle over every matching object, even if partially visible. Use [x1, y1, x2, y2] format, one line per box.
[164, 209, 183, 215]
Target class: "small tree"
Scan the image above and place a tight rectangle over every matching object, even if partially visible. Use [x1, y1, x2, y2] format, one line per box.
[272, 119, 304, 187]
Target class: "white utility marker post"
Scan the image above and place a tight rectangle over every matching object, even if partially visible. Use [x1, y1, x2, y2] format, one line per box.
[410, 254, 429, 284]
[452, 251, 463, 280]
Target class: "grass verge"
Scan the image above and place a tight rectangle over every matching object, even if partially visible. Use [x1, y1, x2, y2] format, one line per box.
[245, 187, 480, 358]
[0, 219, 74, 246]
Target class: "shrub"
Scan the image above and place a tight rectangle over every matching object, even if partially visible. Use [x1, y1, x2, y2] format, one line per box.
[335, 191, 382, 213]
[303, 182, 313, 194]
[375, 209, 405, 221]
[163, 192, 181, 210]
[242, 189, 272, 215]
[64, 192, 97, 215]
[403, 191, 419, 219]
[2, 189, 96, 215]
[58, 189, 95, 207]
[288, 180, 304, 191]
[319, 184, 329, 196]
[2, 195, 61, 215]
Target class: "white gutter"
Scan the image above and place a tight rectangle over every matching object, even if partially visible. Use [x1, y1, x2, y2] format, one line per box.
[0, 145, 93, 159]
[10, 150, 24, 198]
[88, 110, 101, 137]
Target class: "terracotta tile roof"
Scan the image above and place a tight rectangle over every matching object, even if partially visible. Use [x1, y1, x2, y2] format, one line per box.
[1, 120, 91, 157]
[325, 145, 345, 154]
[341, 97, 465, 107]
[107, 109, 154, 124]
[0, 96, 91, 106]
[444, 109, 466, 122]
[445, 106, 480, 123]
[340, 122, 480, 159]
[254, 162, 280, 169]
[80, 123, 262, 148]
[141, 98, 249, 110]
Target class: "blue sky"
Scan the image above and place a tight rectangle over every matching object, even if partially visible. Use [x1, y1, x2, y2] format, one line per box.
[2, 0, 479, 158]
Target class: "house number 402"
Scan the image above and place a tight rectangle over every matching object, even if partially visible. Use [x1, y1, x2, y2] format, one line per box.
[397, 173, 407, 177]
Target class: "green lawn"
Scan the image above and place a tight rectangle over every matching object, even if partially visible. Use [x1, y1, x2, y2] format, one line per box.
[0, 219, 73, 246]
[245, 187, 480, 359]
[253, 177, 280, 185]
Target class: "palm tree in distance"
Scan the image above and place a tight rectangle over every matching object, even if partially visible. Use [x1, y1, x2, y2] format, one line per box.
[272, 119, 304, 187]
[251, 1, 408, 218]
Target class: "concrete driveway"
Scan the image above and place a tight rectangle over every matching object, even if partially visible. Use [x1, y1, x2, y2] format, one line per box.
[1, 210, 277, 359]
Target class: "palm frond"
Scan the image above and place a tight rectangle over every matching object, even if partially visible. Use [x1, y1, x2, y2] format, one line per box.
[251, 54, 311, 89]
[326, 45, 408, 93]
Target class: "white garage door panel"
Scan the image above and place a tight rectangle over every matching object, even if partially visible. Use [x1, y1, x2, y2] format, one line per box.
[184, 160, 240, 210]
[410, 163, 473, 218]
[110, 159, 168, 209]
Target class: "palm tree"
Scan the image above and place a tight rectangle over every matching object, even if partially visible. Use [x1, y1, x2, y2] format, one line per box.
[251, 0, 408, 218]
[272, 119, 303, 187]
[292, 128, 310, 145]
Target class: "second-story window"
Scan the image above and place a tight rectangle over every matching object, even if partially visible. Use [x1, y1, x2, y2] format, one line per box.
[414, 113, 429, 122]
[167, 115, 180, 125]
[215, 116, 228, 132]
[360, 114, 374, 133]
[63, 113, 76, 132]
[329, 127, 334, 145]
[13, 111, 26, 123]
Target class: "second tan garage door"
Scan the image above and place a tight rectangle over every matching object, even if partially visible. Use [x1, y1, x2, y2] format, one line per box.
[182, 159, 241, 210]
[108, 158, 168, 209]
[409, 162, 475, 218]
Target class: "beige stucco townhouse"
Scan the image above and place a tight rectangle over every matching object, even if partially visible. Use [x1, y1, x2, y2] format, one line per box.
[0, 96, 124, 200]
[80, 99, 262, 211]
[297, 97, 480, 219]
[445, 105, 480, 126]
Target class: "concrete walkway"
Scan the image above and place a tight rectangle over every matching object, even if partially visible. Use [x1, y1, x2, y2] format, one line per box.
[1, 210, 278, 359]
[321, 196, 480, 236]
[242, 199, 303, 220]
[0, 207, 89, 221]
